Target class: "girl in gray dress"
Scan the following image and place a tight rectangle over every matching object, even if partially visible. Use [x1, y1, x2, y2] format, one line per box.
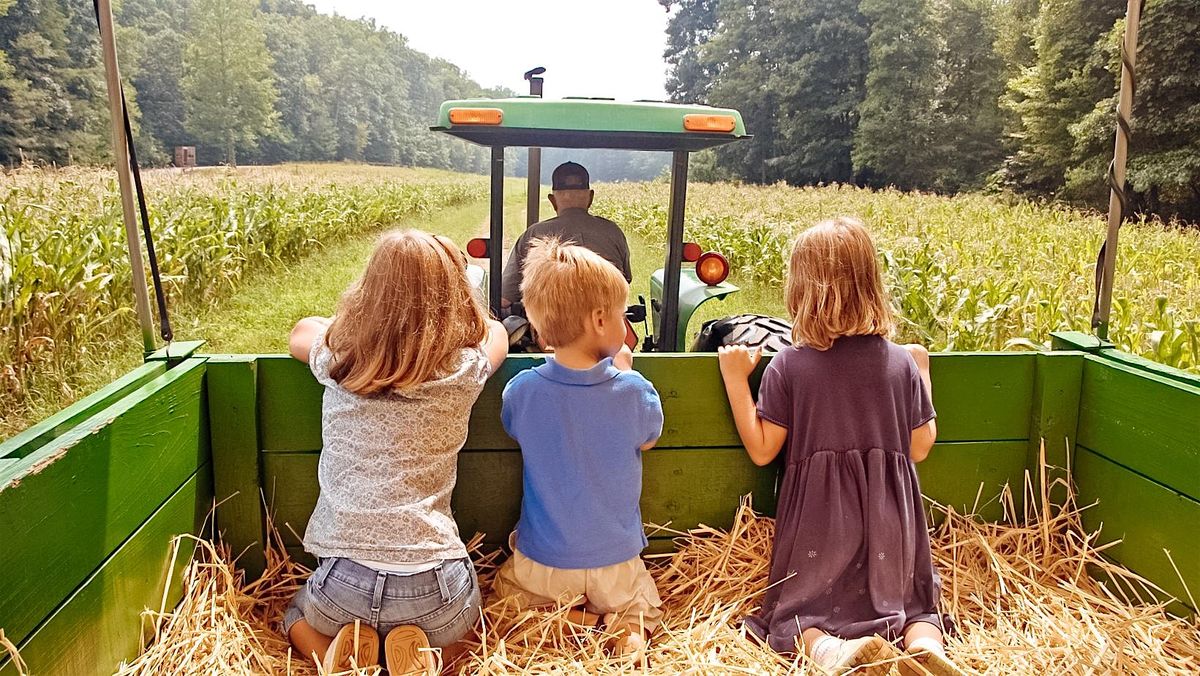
[718, 217, 962, 676]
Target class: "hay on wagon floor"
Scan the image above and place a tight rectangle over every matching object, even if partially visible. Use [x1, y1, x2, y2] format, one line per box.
[102, 463, 1199, 676]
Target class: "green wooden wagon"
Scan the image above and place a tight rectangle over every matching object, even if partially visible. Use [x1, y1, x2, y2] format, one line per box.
[2, 5, 1197, 674]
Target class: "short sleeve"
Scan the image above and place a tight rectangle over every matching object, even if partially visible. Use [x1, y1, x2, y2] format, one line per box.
[910, 368, 936, 430]
[755, 360, 791, 429]
[637, 379, 664, 446]
[500, 373, 524, 441]
[308, 328, 335, 386]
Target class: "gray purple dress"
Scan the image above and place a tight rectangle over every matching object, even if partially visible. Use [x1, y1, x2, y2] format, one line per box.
[746, 335, 949, 653]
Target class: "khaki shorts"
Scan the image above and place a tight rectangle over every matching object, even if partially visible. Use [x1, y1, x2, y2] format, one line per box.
[493, 535, 664, 632]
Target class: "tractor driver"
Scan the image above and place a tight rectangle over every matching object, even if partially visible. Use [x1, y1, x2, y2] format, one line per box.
[500, 162, 632, 311]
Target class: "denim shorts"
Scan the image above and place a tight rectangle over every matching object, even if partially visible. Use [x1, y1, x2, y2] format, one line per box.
[284, 557, 481, 648]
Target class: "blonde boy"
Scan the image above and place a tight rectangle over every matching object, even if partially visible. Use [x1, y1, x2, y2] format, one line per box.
[494, 238, 664, 662]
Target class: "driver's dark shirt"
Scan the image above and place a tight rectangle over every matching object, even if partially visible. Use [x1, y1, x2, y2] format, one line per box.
[501, 207, 632, 304]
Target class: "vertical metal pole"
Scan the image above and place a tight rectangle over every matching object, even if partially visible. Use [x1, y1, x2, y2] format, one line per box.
[526, 147, 541, 226]
[1095, 0, 1143, 340]
[659, 151, 689, 352]
[489, 146, 505, 316]
[96, 0, 155, 353]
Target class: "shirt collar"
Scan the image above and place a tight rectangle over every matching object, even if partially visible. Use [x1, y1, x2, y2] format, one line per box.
[535, 356, 621, 386]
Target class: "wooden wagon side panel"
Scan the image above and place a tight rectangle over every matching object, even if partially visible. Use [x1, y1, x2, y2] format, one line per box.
[0, 359, 212, 675]
[246, 352, 1037, 566]
[1073, 354, 1200, 614]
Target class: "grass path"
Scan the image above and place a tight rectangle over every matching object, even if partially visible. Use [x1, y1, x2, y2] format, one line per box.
[179, 195, 526, 354]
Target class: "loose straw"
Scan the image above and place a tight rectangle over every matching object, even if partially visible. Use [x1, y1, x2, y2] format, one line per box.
[100, 459, 1200, 675]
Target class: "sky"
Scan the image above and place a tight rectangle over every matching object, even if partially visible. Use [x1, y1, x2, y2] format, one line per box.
[307, 0, 672, 101]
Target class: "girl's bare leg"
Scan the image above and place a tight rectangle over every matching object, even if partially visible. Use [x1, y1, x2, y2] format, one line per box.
[802, 627, 830, 656]
[288, 618, 334, 664]
[901, 621, 943, 651]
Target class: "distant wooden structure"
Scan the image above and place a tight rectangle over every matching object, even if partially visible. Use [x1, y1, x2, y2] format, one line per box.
[174, 146, 196, 170]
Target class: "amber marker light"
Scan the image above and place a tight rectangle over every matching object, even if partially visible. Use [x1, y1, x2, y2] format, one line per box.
[696, 252, 730, 286]
[466, 238, 490, 258]
[683, 114, 736, 133]
[449, 108, 504, 125]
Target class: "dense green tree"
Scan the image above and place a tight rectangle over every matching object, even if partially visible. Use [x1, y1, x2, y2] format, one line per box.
[853, 0, 940, 189]
[0, 0, 114, 164]
[1001, 0, 1124, 193]
[180, 0, 278, 165]
[767, 0, 869, 184]
[0, 0, 39, 162]
[1128, 0, 1200, 220]
[929, 0, 1006, 191]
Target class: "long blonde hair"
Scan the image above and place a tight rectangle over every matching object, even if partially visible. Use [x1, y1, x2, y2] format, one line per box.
[787, 216, 894, 350]
[324, 230, 487, 395]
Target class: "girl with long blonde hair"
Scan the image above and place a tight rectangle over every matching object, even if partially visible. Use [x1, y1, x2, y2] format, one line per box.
[718, 217, 961, 675]
[285, 229, 507, 675]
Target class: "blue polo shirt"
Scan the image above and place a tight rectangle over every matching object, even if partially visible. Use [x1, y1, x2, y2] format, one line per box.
[501, 357, 664, 569]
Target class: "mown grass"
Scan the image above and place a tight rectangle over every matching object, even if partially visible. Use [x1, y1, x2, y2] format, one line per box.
[595, 182, 1200, 371]
[1, 164, 491, 437]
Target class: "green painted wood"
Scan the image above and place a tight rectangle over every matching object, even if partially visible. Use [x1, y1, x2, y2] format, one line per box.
[1077, 357, 1200, 498]
[0, 468, 213, 676]
[1027, 353, 1084, 507]
[1089, 348, 1200, 390]
[0, 359, 210, 647]
[256, 356, 323, 452]
[0, 361, 167, 459]
[1075, 447, 1199, 613]
[207, 357, 266, 578]
[1050, 331, 1112, 352]
[146, 339, 206, 364]
[260, 447, 780, 551]
[255, 352, 1037, 453]
[916, 441, 1029, 522]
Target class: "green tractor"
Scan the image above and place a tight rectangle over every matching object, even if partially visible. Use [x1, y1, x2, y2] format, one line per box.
[431, 93, 790, 353]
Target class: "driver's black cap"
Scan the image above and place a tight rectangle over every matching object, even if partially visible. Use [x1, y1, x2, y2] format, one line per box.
[551, 162, 590, 191]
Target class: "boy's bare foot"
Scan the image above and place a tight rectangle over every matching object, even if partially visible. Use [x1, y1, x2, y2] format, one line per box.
[560, 607, 603, 639]
[384, 625, 438, 676]
[610, 630, 647, 667]
[323, 621, 380, 673]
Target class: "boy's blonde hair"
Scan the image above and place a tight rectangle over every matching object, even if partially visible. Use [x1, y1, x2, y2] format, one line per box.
[521, 238, 628, 348]
[786, 216, 894, 350]
[325, 229, 487, 395]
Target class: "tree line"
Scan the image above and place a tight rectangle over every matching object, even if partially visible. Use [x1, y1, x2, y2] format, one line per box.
[662, 0, 1200, 222]
[0, 0, 507, 170]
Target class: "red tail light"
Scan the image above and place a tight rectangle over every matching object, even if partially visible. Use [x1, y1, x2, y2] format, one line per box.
[682, 242, 702, 262]
[466, 238, 489, 258]
[696, 252, 729, 286]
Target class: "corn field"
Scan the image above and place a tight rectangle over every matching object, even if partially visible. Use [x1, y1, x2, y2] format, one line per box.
[1, 164, 487, 434]
[594, 182, 1200, 372]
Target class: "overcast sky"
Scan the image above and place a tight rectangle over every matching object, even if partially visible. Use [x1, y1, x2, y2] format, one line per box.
[306, 0, 672, 101]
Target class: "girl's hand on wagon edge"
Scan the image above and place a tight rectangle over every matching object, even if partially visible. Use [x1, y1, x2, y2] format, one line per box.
[718, 344, 762, 381]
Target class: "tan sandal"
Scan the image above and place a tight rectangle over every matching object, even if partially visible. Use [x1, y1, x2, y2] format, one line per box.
[384, 625, 438, 676]
[814, 635, 901, 676]
[322, 621, 380, 673]
[897, 647, 967, 676]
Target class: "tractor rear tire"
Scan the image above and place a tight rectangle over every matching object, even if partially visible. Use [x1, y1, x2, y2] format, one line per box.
[691, 314, 793, 353]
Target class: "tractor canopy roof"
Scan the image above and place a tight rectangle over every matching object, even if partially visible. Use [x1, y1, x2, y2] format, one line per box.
[431, 97, 749, 151]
